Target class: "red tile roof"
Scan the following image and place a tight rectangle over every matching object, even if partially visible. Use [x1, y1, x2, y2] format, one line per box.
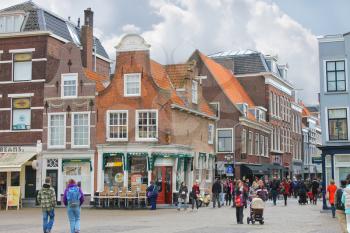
[198, 51, 256, 120]
[83, 68, 109, 92]
[165, 64, 190, 88]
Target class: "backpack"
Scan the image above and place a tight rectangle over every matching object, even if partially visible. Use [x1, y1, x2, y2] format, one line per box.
[336, 189, 345, 210]
[235, 194, 242, 207]
[66, 186, 81, 208]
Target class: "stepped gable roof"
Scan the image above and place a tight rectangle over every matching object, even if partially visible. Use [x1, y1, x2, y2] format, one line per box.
[0, 1, 109, 59]
[83, 68, 110, 92]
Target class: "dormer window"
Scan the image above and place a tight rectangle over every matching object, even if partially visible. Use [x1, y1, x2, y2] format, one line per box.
[238, 103, 248, 117]
[192, 80, 198, 104]
[0, 13, 25, 33]
[124, 73, 141, 97]
[256, 107, 266, 122]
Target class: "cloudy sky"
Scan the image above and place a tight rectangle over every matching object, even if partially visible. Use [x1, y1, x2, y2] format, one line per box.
[1, 0, 350, 104]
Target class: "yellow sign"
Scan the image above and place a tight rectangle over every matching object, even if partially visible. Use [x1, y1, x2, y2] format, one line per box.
[13, 98, 30, 109]
[6, 186, 21, 210]
[106, 162, 123, 167]
[14, 53, 32, 62]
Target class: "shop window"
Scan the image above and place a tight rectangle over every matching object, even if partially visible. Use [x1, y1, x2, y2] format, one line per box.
[104, 156, 124, 189]
[107, 111, 128, 141]
[63, 162, 91, 194]
[0, 172, 7, 194]
[136, 110, 158, 141]
[72, 113, 89, 147]
[61, 73, 78, 98]
[124, 73, 141, 97]
[12, 98, 31, 130]
[128, 156, 148, 187]
[48, 113, 65, 148]
[13, 53, 32, 81]
[11, 172, 20, 186]
[328, 108, 348, 141]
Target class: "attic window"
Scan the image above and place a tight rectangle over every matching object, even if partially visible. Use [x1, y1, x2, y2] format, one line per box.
[0, 13, 25, 33]
[124, 73, 141, 97]
[238, 103, 248, 117]
[256, 108, 266, 122]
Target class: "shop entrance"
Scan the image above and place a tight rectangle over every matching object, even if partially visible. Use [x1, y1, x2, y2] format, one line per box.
[46, 170, 58, 200]
[153, 166, 172, 204]
[25, 166, 36, 198]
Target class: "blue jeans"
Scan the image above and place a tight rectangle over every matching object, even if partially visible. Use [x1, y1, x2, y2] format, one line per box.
[42, 209, 55, 233]
[67, 206, 81, 233]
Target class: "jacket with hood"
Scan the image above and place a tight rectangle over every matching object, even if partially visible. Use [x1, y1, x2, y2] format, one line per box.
[63, 183, 84, 207]
[341, 184, 350, 214]
[37, 184, 56, 211]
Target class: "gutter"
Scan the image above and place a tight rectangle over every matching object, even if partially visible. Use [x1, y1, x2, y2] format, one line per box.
[170, 104, 218, 121]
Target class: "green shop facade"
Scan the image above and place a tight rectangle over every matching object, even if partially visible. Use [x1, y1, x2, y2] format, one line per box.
[96, 145, 215, 204]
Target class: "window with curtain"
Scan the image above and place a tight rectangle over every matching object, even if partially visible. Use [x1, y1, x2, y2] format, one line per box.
[72, 113, 89, 147]
[328, 108, 348, 141]
[124, 73, 141, 96]
[13, 53, 32, 81]
[49, 114, 65, 147]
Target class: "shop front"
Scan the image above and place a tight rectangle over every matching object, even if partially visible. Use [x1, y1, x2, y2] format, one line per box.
[41, 152, 95, 203]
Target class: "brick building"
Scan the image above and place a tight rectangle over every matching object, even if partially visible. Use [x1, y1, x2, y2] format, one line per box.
[190, 51, 272, 181]
[210, 50, 300, 178]
[291, 101, 303, 177]
[0, 2, 110, 203]
[94, 34, 216, 204]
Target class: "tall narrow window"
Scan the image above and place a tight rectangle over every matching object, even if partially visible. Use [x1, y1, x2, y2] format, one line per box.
[265, 136, 269, 156]
[192, 80, 198, 104]
[217, 129, 232, 153]
[255, 133, 259, 155]
[136, 110, 158, 141]
[72, 113, 89, 147]
[260, 135, 264, 156]
[107, 111, 128, 141]
[241, 129, 247, 153]
[13, 53, 32, 81]
[208, 124, 214, 144]
[12, 98, 31, 130]
[248, 131, 253, 155]
[326, 60, 346, 92]
[48, 114, 65, 148]
[328, 108, 348, 141]
[124, 73, 141, 96]
[61, 73, 78, 98]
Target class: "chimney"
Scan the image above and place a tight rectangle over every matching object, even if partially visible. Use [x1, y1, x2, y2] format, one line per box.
[81, 8, 94, 70]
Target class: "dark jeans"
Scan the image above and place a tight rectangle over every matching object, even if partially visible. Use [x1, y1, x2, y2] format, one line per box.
[225, 193, 232, 206]
[42, 209, 55, 233]
[192, 197, 199, 210]
[213, 193, 220, 208]
[150, 197, 157, 210]
[272, 190, 278, 205]
[331, 204, 336, 218]
[236, 206, 244, 224]
[283, 194, 288, 206]
[312, 191, 318, 205]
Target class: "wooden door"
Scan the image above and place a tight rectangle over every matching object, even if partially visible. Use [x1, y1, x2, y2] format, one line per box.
[153, 166, 172, 204]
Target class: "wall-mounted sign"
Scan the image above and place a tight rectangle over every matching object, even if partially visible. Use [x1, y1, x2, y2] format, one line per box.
[13, 98, 30, 109]
[226, 164, 234, 176]
[0, 146, 25, 153]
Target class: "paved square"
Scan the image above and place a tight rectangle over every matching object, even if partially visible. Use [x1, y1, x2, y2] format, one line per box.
[0, 198, 341, 233]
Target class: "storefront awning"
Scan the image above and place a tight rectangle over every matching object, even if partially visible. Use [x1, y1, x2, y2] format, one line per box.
[242, 164, 269, 175]
[0, 152, 36, 172]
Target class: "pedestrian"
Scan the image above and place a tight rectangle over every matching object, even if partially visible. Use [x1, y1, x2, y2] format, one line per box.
[311, 178, 320, 205]
[342, 175, 350, 233]
[212, 178, 222, 208]
[63, 179, 84, 233]
[191, 180, 200, 211]
[271, 177, 280, 206]
[178, 182, 188, 211]
[37, 177, 56, 233]
[327, 180, 337, 218]
[281, 178, 290, 206]
[336, 180, 347, 233]
[256, 181, 268, 202]
[147, 181, 158, 210]
[235, 180, 244, 224]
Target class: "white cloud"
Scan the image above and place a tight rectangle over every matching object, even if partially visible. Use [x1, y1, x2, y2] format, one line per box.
[140, 0, 319, 104]
[122, 24, 141, 34]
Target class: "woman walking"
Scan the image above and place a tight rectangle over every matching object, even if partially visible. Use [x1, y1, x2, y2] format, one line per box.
[178, 182, 188, 211]
[281, 178, 290, 206]
[235, 180, 244, 224]
[191, 181, 200, 211]
[327, 180, 337, 218]
[63, 179, 84, 233]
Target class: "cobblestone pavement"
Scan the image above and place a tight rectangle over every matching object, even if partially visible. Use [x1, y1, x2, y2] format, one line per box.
[0, 198, 341, 233]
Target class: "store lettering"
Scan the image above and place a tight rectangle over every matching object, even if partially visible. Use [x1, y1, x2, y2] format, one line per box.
[0, 146, 24, 153]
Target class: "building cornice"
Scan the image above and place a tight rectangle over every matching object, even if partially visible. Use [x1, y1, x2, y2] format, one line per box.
[239, 117, 272, 134]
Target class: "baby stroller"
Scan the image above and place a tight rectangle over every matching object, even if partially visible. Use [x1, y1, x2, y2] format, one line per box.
[298, 190, 308, 205]
[247, 197, 265, 225]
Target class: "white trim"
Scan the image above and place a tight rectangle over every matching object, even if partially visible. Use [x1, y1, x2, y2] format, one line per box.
[325, 106, 350, 142]
[71, 112, 91, 148]
[9, 48, 35, 53]
[0, 31, 50, 39]
[61, 73, 78, 99]
[31, 106, 44, 110]
[49, 33, 70, 43]
[0, 108, 10, 111]
[0, 79, 45, 84]
[170, 104, 217, 120]
[47, 112, 67, 149]
[322, 59, 348, 93]
[93, 52, 113, 63]
[317, 35, 344, 43]
[124, 73, 141, 97]
[32, 58, 47, 62]
[291, 102, 303, 113]
[0, 60, 11, 64]
[135, 109, 158, 142]
[106, 110, 129, 142]
[0, 129, 43, 132]
[265, 75, 293, 96]
[0, 50, 3, 54]
[191, 80, 198, 104]
[8, 93, 34, 98]
[216, 128, 233, 153]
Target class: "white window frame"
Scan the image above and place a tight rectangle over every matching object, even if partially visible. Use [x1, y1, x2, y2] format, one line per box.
[61, 73, 78, 99]
[106, 110, 129, 141]
[248, 131, 253, 155]
[255, 133, 259, 155]
[71, 112, 90, 148]
[192, 80, 198, 104]
[323, 59, 348, 93]
[216, 128, 233, 153]
[208, 123, 214, 144]
[124, 73, 141, 97]
[12, 52, 32, 82]
[47, 112, 66, 149]
[135, 109, 158, 142]
[241, 129, 247, 154]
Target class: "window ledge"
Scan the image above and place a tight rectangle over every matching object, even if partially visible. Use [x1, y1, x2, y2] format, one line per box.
[324, 91, 348, 95]
[135, 138, 158, 142]
[326, 140, 349, 143]
[106, 138, 128, 142]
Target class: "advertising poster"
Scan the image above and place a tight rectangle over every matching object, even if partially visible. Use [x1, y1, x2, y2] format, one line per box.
[6, 186, 21, 210]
